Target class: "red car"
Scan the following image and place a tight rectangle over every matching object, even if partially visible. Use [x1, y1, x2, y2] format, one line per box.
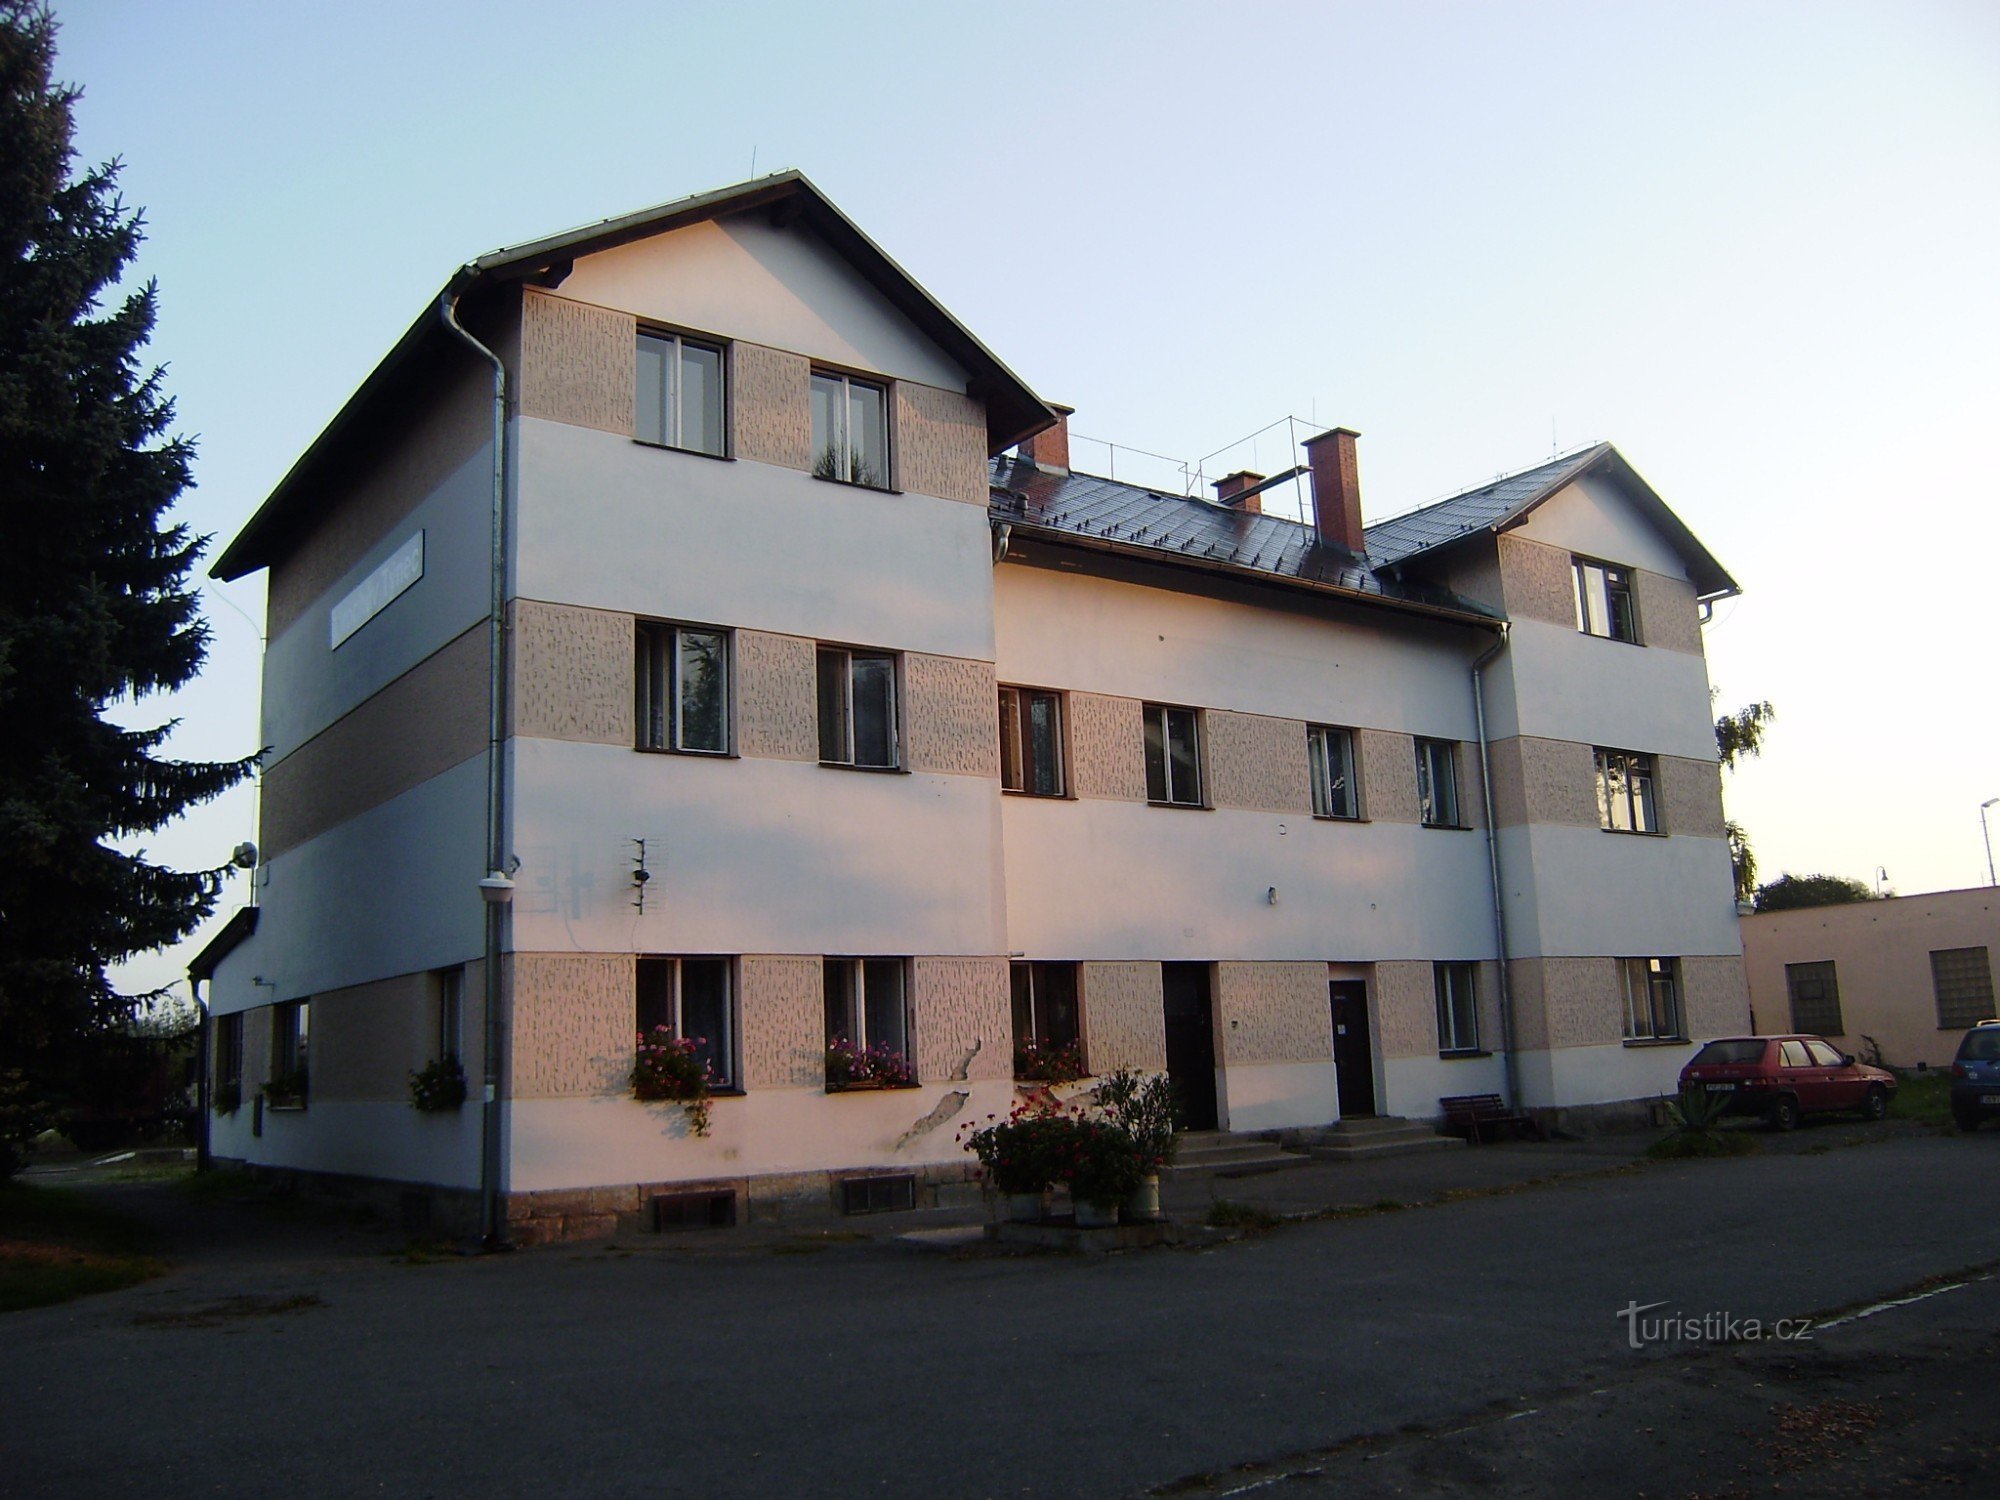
[1678, 1035, 1898, 1130]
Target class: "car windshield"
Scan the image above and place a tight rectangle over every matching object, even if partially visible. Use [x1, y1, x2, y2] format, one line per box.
[1690, 1040, 1766, 1066]
[1959, 1030, 2000, 1062]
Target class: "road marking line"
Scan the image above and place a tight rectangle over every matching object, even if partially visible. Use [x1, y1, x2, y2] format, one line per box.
[1814, 1275, 1988, 1331]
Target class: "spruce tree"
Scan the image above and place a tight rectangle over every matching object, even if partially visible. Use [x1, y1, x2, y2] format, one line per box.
[0, 2, 253, 1162]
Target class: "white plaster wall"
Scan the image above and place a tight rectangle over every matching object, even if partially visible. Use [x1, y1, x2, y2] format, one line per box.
[1480, 619, 1717, 758]
[206, 758, 487, 1015]
[1003, 798, 1495, 962]
[1382, 1053, 1509, 1118]
[1218, 1061, 1340, 1132]
[517, 418, 995, 662]
[1496, 825, 1742, 958]
[510, 741, 1006, 957]
[995, 564, 1481, 736]
[553, 216, 971, 394]
[1511, 474, 1690, 578]
[506, 1079, 1014, 1191]
[212, 1101, 481, 1187]
[1518, 1041, 1695, 1110]
[261, 442, 497, 763]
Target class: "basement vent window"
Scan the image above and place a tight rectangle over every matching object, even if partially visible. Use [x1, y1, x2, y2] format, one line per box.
[840, 1174, 916, 1216]
[651, 1190, 738, 1231]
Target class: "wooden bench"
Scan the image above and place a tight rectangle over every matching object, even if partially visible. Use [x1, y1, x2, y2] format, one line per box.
[1440, 1093, 1538, 1144]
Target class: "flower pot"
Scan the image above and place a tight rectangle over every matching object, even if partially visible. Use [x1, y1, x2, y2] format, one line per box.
[1125, 1173, 1162, 1222]
[1074, 1199, 1120, 1229]
[1006, 1191, 1050, 1223]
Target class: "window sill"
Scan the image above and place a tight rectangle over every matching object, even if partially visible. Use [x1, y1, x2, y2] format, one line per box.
[635, 745, 737, 759]
[1578, 631, 1645, 648]
[1001, 788, 1072, 800]
[1146, 799, 1212, 811]
[1421, 822, 1475, 832]
[1438, 1049, 1490, 1060]
[632, 437, 732, 463]
[810, 473, 900, 495]
[265, 1100, 308, 1112]
[825, 1079, 921, 1094]
[1312, 812, 1366, 824]
[1601, 827, 1668, 838]
[1014, 1073, 1093, 1086]
[818, 761, 908, 775]
[1622, 1038, 1690, 1048]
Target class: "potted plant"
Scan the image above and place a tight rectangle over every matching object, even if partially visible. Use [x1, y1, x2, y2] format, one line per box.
[408, 1055, 467, 1112]
[263, 1068, 308, 1110]
[1096, 1069, 1179, 1220]
[632, 1026, 714, 1137]
[1068, 1120, 1145, 1228]
[825, 1038, 915, 1091]
[1013, 1040, 1086, 1087]
[211, 1080, 242, 1115]
[960, 1103, 1071, 1221]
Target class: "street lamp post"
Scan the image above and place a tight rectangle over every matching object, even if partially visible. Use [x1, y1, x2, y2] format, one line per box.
[1982, 798, 1998, 887]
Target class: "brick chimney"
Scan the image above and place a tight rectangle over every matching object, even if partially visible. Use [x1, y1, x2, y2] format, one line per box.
[1213, 470, 1265, 515]
[1303, 427, 1365, 554]
[1017, 403, 1073, 474]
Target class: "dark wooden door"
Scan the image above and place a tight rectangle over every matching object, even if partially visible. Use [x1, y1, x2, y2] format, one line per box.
[1162, 963, 1218, 1131]
[1330, 980, 1376, 1118]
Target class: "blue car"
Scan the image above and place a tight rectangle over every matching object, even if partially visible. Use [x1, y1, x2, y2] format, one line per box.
[1949, 1023, 2000, 1132]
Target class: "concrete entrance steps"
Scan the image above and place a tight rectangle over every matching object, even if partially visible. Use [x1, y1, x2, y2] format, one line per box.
[1305, 1115, 1463, 1162]
[1167, 1130, 1313, 1177]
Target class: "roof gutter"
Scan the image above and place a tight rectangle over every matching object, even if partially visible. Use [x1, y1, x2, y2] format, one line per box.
[438, 279, 512, 1252]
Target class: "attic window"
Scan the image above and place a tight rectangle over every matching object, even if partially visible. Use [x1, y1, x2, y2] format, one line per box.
[1573, 558, 1639, 644]
[636, 331, 725, 457]
[811, 371, 889, 488]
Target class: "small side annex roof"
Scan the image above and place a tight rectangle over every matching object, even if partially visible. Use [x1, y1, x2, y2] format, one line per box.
[1363, 443, 1740, 601]
[213, 171, 1054, 581]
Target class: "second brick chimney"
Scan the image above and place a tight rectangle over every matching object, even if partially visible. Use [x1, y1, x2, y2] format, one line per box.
[1303, 428, 1365, 555]
[1213, 470, 1265, 514]
[1017, 404, 1074, 474]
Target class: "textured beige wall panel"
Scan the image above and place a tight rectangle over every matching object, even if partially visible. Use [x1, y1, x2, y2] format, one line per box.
[1506, 959, 1551, 1051]
[518, 290, 635, 437]
[1454, 742, 1487, 831]
[1069, 692, 1147, 801]
[1429, 540, 1505, 614]
[735, 630, 819, 760]
[1215, 962, 1331, 1065]
[1497, 534, 1577, 628]
[507, 953, 635, 1099]
[1373, 961, 1438, 1059]
[511, 600, 634, 746]
[1658, 755, 1727, 839]
[1682, 954, 1752, 1038]
[740, 955, 824, 1090]
[243, 1006, 272, 1088]
[731, 342, 812, 470]
[913, 957, 1013, 1083]
[1082, 962, 1167, 1072]
[261, 626, 487, 857]
[894, 382, 989, 505]
[1533, 956, 1623, 1049]
[1357, 729, 1420, 823]
[905, 654, 1000, 777]
[1207, 712, 1312, 814]
[1634, 569, 1704, 655]
[310, 972, 430, 1102]
[1486, 736, 1600, 830]
[1475, 961, 1504, 1054]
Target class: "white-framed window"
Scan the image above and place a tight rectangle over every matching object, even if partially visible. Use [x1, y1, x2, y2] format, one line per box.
[1143, 703, 1204, 807]
[1595, 748, 1659, 833]
[816, 646, 898, 768]
[1415, 738, 1462, 828]
[823, 958, 914, 1079]
[1930, 946, 1995, 1030]
[1309, 725, 1360, 819]
[1785, 961, 1843, 1036]
[637, 956, 736, 1090]
[635, 330, 725, 456]
[1434, 963, 1479, 1053]
[1621, 957, 1683, 1042]
[810, 370, 889, 487]
[999, 686, 1065, 796]
[1010, 961, 1082, 1075]
[1574, 557, 1639, 643]
[435, 967, 464, 1062]
[636, 622, 730, 754]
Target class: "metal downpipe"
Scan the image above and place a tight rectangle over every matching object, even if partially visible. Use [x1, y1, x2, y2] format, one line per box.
[1471, 625, 1521, 1111]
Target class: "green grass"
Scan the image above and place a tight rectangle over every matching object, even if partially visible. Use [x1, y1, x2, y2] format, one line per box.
[1205, 1199, 1280, 1232]
[0, 1182, 168, 1312]
[1646, 1128, 1756, 1160]
[1888, 1071, 1953, 1127]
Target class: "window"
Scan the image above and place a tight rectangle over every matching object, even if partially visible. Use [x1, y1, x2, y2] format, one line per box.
[215, 1013, 243, 1104]
[636, 622, 730, 753]
[1574, 558, 1639, 643]
[1595, 748, 1659, 833]
[1621, 958, 1683, 1042]
[1930, 946, 1995, 1030]
[1143, 703, 1204, 807]
[1434, 963, 1479, 1053]
[1785, 961, 1843, 1036]
[1308, 725, 1359, 819]
[637, 957, 736, 1090]
[817, 646, 898, 768]
[1415, 738, 1462, 828]
[271, 1000, 310, 1104]
[824, 958, 913, 1082]
[998, 686, 1065, 796]
[1804, 1040, 1845, 1067]
[810, 370, 889, 487]
[1010, 962, 1082, 1075]
[635, 331, 724, 455]
[435, 967, 465, 1062]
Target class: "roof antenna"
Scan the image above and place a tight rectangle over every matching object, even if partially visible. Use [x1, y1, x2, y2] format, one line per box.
[750, 146, 759, 177]
[1551, 417, 1558, 459]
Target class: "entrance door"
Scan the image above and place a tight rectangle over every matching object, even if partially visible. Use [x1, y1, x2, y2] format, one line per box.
[1162, 963, 1219, 1131]
[1330, 981, 1376, 1118]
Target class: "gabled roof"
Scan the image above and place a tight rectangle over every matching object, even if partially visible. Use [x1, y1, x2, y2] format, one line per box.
[988, 457, 1504, 627]
[1363, 442, 1739, 600]
[213, 172, 1054, 581]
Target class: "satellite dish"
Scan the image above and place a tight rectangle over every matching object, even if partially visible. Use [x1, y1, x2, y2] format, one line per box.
[231, 841, 259, 870]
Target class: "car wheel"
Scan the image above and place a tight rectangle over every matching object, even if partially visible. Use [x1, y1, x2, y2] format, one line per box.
[1768, 1096, 1801, 1131]
[1860, 1086, 1888, 1122]
[1954, 1107, 1981, 1133]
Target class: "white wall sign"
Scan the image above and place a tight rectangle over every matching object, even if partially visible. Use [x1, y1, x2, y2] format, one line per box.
[329, 531, 424, 649]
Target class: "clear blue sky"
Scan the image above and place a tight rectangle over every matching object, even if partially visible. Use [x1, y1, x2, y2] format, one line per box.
[47, 0, 2000, 1000]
